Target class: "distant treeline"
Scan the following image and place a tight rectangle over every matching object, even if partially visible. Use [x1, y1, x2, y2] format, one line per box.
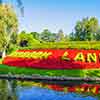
[16, 17, 100, 48]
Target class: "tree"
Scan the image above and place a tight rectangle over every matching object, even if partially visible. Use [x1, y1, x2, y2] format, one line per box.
[10, 32, 18, 44]
[5, 32, 18, 54]
[30, 32, 39, 40]
[74, 21, 83, 40]
[40, 29, 52, 42]
[17, 31, 40, 47]
[95, 27, 100, 41]
[0, 0, 24, 16]
[50, 33, 57, 42]
[74, 17, 99, 41]
[56, 29, 65, 42]
[69, 32, 75, 41]
[0, 4, 18, 58]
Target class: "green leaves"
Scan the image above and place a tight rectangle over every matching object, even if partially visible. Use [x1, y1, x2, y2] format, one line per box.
[74, 17, 99, 41]
[17, 31, 40, 47]
[0, 4, 18, 51]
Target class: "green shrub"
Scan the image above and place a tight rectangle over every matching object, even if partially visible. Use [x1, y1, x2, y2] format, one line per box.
[18, 41, 100, 50]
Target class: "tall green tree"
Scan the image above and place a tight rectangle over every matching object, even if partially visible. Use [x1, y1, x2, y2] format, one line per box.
[74, 17, 99, 41]
[56, 29, 65, 42]
[17, 31, 40, 47]
[0, 4, 18, 57]
[10, 32, 18, 44]
[50, 33, 57, 42]
[40, 29, 52, 42]
[69, 32, 75, 41]
[74, 21, 83, 40]
[30, 32, 39, 40]
[95, 27, 100, 41]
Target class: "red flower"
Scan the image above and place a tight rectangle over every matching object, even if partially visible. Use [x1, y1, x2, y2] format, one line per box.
[3, 49, 100, 69]
[47, 84, 64, 91]
[68, 87, 76, 92]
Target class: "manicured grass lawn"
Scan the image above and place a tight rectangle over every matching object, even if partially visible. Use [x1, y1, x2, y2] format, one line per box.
[0, 64, 100, 78]
[19, 41, 100, 50]
[0, 64, 84, 77]
[0, 59, 2, 64]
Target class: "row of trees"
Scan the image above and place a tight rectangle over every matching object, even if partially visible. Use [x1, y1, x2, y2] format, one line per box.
[2, 20, 100, 54]
[18, 29, 67, 47]
[18, 17, 100, 47]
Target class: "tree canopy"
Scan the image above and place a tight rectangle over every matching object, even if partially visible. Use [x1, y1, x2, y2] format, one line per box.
[17, 31, 40, 47]
[0, 4, 18, 50]
[74, 17, 99, 41]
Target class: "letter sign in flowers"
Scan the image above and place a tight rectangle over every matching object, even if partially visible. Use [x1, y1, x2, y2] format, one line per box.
[74, 52, 85, 62]
[87, 53, 97, 63]
[3, 49, 100, 69]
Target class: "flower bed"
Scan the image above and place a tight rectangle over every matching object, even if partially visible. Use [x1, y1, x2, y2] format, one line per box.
[3, 49, 100, 69]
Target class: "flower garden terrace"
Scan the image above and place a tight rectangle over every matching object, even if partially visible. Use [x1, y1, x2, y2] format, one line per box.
[3, 49, 100, 70]
[6, 49, 100, 64]
[1, 41, 100, 96]
[1, 41, 100, 78]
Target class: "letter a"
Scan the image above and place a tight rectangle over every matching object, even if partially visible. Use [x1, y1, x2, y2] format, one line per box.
[74, 52, 85, 62]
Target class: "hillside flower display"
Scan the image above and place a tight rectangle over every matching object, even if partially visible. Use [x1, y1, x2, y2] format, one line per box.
[3, 49, 100, 69]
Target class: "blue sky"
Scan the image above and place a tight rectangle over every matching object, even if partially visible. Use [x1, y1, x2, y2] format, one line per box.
[4, 0, 99, 34]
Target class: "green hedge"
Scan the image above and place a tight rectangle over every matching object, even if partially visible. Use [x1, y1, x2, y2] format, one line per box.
[18, 41, 100, 50]
[0, 64, 84, 77]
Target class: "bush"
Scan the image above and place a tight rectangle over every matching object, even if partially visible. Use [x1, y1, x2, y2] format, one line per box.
[18, 41, 100, 50]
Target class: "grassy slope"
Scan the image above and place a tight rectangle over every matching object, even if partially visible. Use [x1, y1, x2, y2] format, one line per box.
[1, 64, 100, 78]
[0, 64, 83, 77]
[19, 41, 100, 50]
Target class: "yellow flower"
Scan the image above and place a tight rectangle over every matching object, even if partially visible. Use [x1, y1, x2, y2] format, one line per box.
[76, 86, 83, 93]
